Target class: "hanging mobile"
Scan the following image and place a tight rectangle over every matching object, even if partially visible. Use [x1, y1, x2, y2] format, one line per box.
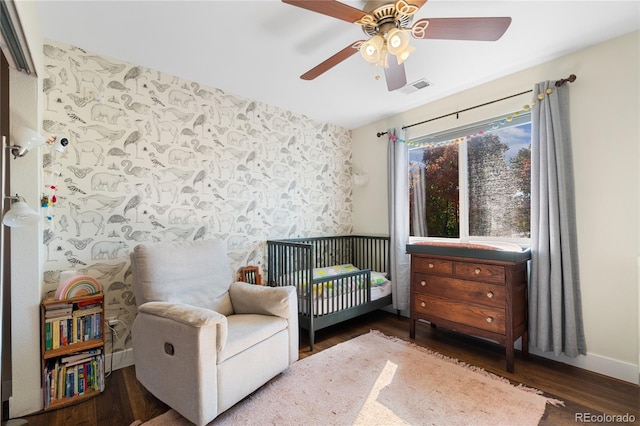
[43, 168, 60, 226]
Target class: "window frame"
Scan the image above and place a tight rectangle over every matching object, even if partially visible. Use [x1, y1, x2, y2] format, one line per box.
[408, 112, 532, 247]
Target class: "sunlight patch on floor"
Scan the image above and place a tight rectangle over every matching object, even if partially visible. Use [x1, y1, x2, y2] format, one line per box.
[354, 359, 409, 425]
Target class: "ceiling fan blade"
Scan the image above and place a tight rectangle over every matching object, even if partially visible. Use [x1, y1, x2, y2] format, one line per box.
[385, 60, 407, 91]
[412, 17, 512, 41]
[282, 0, 368, 24]
[408, 0, 428, 9]
[301, 41, 364, 81]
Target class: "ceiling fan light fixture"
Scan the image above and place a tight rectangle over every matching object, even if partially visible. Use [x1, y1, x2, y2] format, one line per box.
[360, 34, 384, 64]
[396, 44, 415, 64]
[376, 47, 389, 68]
[385, 28, 414, 65]
[386, 28, 410, 54]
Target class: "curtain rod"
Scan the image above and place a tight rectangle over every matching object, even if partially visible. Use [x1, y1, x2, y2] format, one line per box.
[376, 74, 577, 138]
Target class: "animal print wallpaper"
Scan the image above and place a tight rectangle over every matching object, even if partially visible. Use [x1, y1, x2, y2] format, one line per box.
[41, 40, 353, 354]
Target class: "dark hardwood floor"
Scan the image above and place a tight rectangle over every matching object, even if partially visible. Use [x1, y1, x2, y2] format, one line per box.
[22, 310, 639, 425]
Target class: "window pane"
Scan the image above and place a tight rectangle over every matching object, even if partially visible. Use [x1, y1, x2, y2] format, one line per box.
[467, 123, 531, 238]
[409, 143, 459, 238]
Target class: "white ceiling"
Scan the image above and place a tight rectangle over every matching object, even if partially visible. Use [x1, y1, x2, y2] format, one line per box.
[34, 1, 640, 130]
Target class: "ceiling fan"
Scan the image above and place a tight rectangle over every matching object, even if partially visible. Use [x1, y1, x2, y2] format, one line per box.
[282, 0, 512, 91]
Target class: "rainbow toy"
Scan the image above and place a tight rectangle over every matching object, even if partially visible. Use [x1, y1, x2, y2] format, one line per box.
[54, 275, 102, 300]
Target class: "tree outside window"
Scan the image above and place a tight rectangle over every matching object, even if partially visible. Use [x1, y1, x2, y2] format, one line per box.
[409, 118, 531, 241]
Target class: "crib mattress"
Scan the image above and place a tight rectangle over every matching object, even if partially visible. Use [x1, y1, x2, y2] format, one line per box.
[300, 279, 392, 316]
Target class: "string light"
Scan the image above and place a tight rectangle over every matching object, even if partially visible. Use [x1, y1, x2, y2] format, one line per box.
[392, 86, 558, 147]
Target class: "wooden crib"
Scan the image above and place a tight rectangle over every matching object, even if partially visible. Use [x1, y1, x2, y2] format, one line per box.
[267, 235, 392, 350]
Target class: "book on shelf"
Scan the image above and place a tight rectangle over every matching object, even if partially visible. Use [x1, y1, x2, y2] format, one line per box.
[61, 321, 67, 347]
[64, 367, 72, 398]
[45, 301, 72, 310]
[52, 321, 60, 350]
[43, 352, 105, 407]
[44, 314, 102, 350]
[44, 307, 72, 319]
[44, 320, 53, 351]
[73, 306, 102, 316]
[60, 349, 102, 364]
[42, 292, 105, 408]
[56, 365, 64, 400]
[76, 297, 102, 308]
[77, 364, 85, 396]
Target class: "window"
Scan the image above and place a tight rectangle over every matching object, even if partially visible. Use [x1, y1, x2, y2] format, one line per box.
[409, 113, 531, 243]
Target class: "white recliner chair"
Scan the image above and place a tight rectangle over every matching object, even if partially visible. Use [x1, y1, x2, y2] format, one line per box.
[130, 239, 298, 426]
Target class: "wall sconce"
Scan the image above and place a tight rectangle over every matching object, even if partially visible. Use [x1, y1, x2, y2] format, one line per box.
[1, 131, 42, 228]
[8, 127, 46, 158]
[353, 168, 370, 188]
[2, 195, 39, 228]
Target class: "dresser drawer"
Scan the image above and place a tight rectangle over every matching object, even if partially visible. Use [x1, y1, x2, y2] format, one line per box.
[412, 257, 453, 275]
[413, 274, 505, 309]
[454, 261, 505, 284]
[413, 294, 505, 334]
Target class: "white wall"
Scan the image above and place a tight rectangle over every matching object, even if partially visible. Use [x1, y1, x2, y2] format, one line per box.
[352, 31, 640, 384]
[7, 76, 42, 415]
[7, 66, 43, 419]
[7, 2, 45, 417]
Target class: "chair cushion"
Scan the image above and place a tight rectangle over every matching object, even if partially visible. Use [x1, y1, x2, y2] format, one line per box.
[217, 314, 288, 363]
[131, 239, 234, 315]
[229, 282, 296, 318]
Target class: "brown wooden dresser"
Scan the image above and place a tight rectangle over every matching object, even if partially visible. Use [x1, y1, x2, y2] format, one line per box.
[407, 243, 531, 372]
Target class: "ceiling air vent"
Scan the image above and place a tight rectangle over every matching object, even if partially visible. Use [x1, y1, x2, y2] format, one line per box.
[398, 78, 432, 95]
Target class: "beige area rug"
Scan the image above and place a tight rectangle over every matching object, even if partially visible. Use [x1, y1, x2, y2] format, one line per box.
[133, 330, 561, 425]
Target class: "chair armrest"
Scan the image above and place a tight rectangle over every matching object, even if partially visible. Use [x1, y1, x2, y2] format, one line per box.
[137, 301, 228, 350]
[229, 282, 297, 319]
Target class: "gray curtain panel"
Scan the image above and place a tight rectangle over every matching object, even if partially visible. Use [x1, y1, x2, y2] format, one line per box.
[529, 81, 587, 357]
[410, 161, 426, 237]
[387, 127, 411, 311]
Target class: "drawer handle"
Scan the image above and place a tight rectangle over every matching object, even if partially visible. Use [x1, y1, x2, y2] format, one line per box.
[420, 301, 426, 308]
[420, 280, 426, 287]
[474, 268, 481, 275]
[428, 263, 434, 269]
[486, 316, 493, 323]
[486, 291, 494, 299]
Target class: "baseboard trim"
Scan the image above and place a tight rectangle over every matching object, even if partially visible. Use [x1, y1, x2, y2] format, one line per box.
[108, 331, 639, 386]
[396, 311, 639, 385]
[105, 348, 135, 373]
[528, 347, 639, 385]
